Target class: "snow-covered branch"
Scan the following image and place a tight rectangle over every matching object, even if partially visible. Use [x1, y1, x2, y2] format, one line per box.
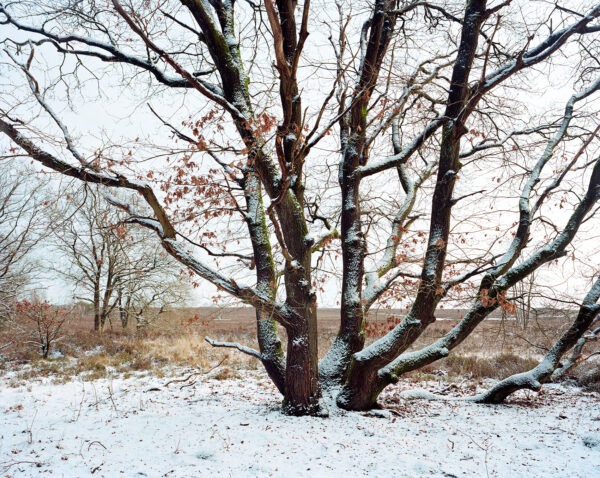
[474, 276, 600, 404]
[205, 337, 262, 360]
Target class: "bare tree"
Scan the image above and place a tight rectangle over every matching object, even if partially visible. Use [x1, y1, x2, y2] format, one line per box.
[0, 164, 45, 320]
[51, 185, 189, 332]
[116, 269, 190, 330]
[1, 0, 600, 415]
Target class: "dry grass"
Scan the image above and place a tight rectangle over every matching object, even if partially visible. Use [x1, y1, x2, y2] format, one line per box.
[413, 353, 540, 380]
[0, 307, 597, 388]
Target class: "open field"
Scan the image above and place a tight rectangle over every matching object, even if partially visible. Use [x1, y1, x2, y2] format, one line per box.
[0, 307, 598, 389]
[1, 308, 600, 477]
[1, 369, 599, 477]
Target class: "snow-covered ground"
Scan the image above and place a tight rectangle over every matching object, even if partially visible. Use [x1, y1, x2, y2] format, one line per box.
[1, 370, 599, 477]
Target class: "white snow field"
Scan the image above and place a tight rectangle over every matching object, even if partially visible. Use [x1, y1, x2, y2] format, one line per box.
[1, 370, 599, 477]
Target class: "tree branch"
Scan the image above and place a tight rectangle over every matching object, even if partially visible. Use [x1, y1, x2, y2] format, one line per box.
[205, 337, 262, 360]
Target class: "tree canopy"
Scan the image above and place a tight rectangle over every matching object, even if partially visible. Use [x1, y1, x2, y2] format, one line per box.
[1, 0, 600, 415]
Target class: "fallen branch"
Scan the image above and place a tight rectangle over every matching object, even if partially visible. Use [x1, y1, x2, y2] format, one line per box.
[1, 460, 45, 473]
[0, 341, 14, 351]
[87, 441, 107, 451]
[162, 357, 227, 389]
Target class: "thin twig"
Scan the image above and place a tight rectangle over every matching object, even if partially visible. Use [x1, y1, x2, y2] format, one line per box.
[162, 357, 227, 388]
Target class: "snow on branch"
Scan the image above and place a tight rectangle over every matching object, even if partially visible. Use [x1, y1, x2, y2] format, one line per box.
[0, 118, 177, 239]
[359, 119, 443, 177]
[479, 76, 600, 289]
[473, 276, 600, 404]
[5, 48, 88, 167]
[551, 323, 600, 380]
[497, 155, 600, 291]
[462, 4, 600, 119]
[110, 1, 245, 122]
[459, 124, 558, 159]
[0, 5, 198, 90]
[205, 337, 262, 360]
[0, 120, 298, 328]
[376, 155, 600, 387]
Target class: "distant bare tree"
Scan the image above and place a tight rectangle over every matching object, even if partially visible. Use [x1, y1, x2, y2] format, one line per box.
[0, 164, 45, 321]
[51, 186, 189, 332]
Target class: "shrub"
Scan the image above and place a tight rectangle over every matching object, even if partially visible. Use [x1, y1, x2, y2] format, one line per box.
[13, 298, 70, 359]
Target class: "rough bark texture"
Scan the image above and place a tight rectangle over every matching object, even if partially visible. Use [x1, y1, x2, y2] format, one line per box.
[320, 0, 398, 387]
[338, 0, 489, 410]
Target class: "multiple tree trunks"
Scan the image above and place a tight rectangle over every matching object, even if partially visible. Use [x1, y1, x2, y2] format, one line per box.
[2, 1, 600, 415]
[337, 0, 489, 410]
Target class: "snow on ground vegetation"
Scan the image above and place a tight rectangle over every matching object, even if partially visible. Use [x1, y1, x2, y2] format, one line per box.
[1, 370, 599, 477]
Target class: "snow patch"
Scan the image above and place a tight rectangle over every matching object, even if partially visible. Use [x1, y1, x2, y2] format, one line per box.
[1, 371, 599, 477]
[398, 389, 444, 400]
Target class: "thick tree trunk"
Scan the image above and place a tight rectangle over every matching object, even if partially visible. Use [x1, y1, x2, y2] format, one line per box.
[338, 0, 488, 410]
[321, 0, 397, 387]
[319, 159, 366, 386]
[243, 173, 286, 394]
[182, 0, 322, 414]
[255, 308, 286, 393]
[335, 360, 384, 411]
[283, 315, 321, 415]
[280, 230, 321, 415]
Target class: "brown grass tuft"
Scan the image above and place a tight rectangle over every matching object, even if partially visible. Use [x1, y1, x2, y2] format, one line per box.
[417, 353, 540, 380]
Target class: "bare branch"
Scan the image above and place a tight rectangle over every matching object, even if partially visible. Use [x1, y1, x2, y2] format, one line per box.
[205, 337, 262, 360]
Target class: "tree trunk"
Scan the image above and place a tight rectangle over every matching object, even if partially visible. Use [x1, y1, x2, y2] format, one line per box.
[338, 0, 488, 410]
[243, 173, 286, 394]
[280, 244, 321, 415]
[336, 360, 385, 411]
[93, 311, 101, 332]
[321, 0, 398, 386]
[99, 310, 108, 333]
[283, 316, 321, 416]
[93, 282, 101, 332]
[118, 293, 129, 329]
[120, 306, 128, 329]
[319, 154, 366, 387]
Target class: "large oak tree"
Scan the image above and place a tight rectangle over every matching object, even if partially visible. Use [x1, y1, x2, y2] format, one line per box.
[1, 0, 600, 415]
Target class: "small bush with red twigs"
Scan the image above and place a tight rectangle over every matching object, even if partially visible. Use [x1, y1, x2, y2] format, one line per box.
[12, 298, 71, 359]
